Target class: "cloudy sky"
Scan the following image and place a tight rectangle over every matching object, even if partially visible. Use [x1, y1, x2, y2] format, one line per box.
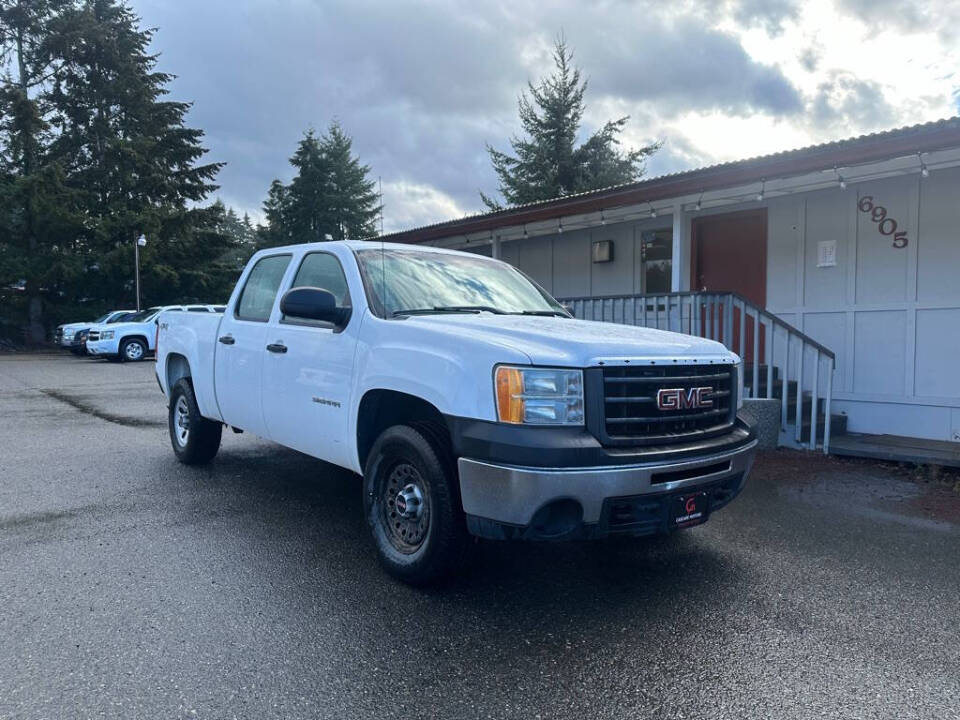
[131, 0, 960, 232]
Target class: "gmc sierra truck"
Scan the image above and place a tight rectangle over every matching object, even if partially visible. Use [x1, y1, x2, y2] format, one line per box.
[156, 241, 757, 584]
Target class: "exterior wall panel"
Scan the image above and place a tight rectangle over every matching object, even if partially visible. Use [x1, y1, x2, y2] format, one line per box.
[517, 235, 554, 293]
[853, 310, 907, 396]
[917, 166, 960, 304]
[803, 189, 849, 308]
[855, 177, 912, 305]
[590, 224, 635, 296]
[914, 308, 960, 398]
[552, 231, 591, 298]
[766, 197, 800, 309]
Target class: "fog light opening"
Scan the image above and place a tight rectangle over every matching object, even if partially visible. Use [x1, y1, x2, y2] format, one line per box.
[529, 499, 583, 539]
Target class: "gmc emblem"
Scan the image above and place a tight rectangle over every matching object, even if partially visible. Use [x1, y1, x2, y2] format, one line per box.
[657, 387, 714, 411]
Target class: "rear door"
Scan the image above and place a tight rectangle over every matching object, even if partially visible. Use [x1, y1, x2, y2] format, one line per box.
[261, 250, 359, 468]
[214, 253, 293, 437]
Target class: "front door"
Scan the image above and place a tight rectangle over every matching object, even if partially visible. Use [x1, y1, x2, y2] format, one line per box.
[261, 251, 358, 469]
[692, 209, 767, 359]
[214, 253, 293, 437]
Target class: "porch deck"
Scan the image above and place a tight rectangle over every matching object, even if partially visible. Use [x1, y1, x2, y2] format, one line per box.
[830, 433, 960, 468]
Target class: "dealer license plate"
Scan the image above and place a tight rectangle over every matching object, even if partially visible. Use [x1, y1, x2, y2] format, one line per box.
[671, 492, 708, 529]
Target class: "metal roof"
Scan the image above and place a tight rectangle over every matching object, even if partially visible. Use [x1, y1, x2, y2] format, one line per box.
[379, 116, 960, 244]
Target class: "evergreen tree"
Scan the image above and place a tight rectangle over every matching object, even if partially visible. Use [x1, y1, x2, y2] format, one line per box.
[0, 0, 80, 342]
[217, 202, 256, 269]
[47, 0, 233, 308]
[256, 178, 292, 249]
[256, 121, 380, 248]
[285, 129, 331, 243]
[481, 36, 660, 209]
[323, 121, 379, 240]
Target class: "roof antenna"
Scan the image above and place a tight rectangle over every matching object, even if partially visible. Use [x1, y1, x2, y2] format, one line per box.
[379, 177, 386, 316]
[378, 176, 384, 235]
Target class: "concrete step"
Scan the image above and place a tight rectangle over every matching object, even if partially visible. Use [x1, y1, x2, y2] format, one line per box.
[796, 413, 848, 443]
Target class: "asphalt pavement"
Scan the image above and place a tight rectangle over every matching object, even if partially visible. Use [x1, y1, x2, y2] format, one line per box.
[1, 352, 958, 719]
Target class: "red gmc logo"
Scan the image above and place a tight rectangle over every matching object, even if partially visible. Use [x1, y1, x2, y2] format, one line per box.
[657, 387, 714, 411]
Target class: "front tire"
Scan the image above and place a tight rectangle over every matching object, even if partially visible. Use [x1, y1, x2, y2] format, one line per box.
[169, 378, 222, 465]
[363, 424, 467, 585]
[120, 337, 147, 362]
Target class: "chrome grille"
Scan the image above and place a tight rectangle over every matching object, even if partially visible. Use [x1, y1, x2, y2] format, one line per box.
[600, 364, 735, 445]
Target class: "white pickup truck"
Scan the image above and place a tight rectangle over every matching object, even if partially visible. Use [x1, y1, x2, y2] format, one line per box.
[157, 241, 757, 584]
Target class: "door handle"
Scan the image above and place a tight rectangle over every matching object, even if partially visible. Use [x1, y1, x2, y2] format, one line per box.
[218, 335, 235, 345]
[266, 343, 287, 354]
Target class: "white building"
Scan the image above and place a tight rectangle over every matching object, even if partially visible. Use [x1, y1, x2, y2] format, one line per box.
[383, 119, 960, 462]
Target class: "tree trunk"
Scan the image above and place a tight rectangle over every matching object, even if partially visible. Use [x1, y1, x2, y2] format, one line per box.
[16, 15, 44, 344]
[27, 294, 45, 345]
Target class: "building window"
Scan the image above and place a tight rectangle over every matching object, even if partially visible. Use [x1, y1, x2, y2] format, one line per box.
[640, 229, 672, 293]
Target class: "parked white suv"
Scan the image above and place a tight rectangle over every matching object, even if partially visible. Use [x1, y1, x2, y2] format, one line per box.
[87, 304, 223, 361]
[156, 241, 756, 584]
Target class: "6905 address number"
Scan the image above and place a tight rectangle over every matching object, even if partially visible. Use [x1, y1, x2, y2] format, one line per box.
[858, 196, 908, 248]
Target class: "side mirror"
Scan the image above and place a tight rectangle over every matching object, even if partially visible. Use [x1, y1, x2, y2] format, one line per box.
[280, 287, 350, 327]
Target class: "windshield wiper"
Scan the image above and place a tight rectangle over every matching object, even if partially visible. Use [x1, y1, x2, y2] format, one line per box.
[514, 309, 569, 317]
[392, 305, 507, 317]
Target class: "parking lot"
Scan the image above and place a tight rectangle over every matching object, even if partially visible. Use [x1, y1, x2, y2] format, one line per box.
[1, 352, 958, 719]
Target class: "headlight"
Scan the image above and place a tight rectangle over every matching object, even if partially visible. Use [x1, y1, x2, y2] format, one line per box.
[495, 366, 584, 425]
[735, 360, 744, 410]
[100, 330, 114, 340]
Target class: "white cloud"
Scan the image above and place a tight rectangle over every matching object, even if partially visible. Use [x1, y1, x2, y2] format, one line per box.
[380, 180, 467, 234]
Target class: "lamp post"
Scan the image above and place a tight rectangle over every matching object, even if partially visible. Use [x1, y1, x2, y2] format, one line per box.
[135, 234, 147, 311]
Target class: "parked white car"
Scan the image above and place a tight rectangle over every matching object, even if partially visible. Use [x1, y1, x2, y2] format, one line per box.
[87, 304, 223, 361]
[55, 310, 133, 353]
[156, 241, 757, 585]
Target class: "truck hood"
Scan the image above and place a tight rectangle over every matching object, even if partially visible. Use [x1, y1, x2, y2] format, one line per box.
[96, 320, 149, 334]
[60, 322, 90, 333]
[402, 313, 737, 367]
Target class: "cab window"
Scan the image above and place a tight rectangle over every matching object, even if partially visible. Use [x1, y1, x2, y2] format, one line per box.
[235, 255, 292, 322]
[281, 252, 351, 326]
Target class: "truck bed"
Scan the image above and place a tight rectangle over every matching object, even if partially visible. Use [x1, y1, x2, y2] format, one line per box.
[156, 310, 223, 421]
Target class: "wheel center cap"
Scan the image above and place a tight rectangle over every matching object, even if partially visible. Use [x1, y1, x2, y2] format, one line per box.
[394, 483, 423, 520]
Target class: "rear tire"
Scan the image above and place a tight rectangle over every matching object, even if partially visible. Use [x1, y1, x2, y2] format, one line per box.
[363, 424, 468, 585]
[120, 337, 147, 362]
[169, 378, 222, 465]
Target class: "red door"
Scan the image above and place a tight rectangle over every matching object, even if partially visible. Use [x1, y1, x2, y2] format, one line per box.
[691, 210, 767, 360]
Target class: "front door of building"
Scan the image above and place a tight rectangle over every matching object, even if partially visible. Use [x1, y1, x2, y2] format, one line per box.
[691, 209, 767, 360]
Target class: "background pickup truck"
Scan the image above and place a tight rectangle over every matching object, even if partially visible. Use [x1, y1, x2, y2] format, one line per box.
[55, 309, 133, 353]
[157, 241, 757, 584]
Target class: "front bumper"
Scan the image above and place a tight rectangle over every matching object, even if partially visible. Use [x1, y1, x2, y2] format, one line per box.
[57, 333, 83, 349]
[85, 338, 120, 356]
[458, 436, 757, 540]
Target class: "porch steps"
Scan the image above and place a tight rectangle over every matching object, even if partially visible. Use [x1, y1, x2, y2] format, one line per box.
[743, 364, 848, 445]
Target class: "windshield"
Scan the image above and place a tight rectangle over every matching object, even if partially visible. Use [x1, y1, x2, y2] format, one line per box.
[356, 249, 567, 317]
[123, 307, 160, 323]
[92, 313, 111, 324]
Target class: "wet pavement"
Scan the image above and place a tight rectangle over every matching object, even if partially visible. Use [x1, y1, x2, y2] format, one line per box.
[1, 352, 958, 719]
